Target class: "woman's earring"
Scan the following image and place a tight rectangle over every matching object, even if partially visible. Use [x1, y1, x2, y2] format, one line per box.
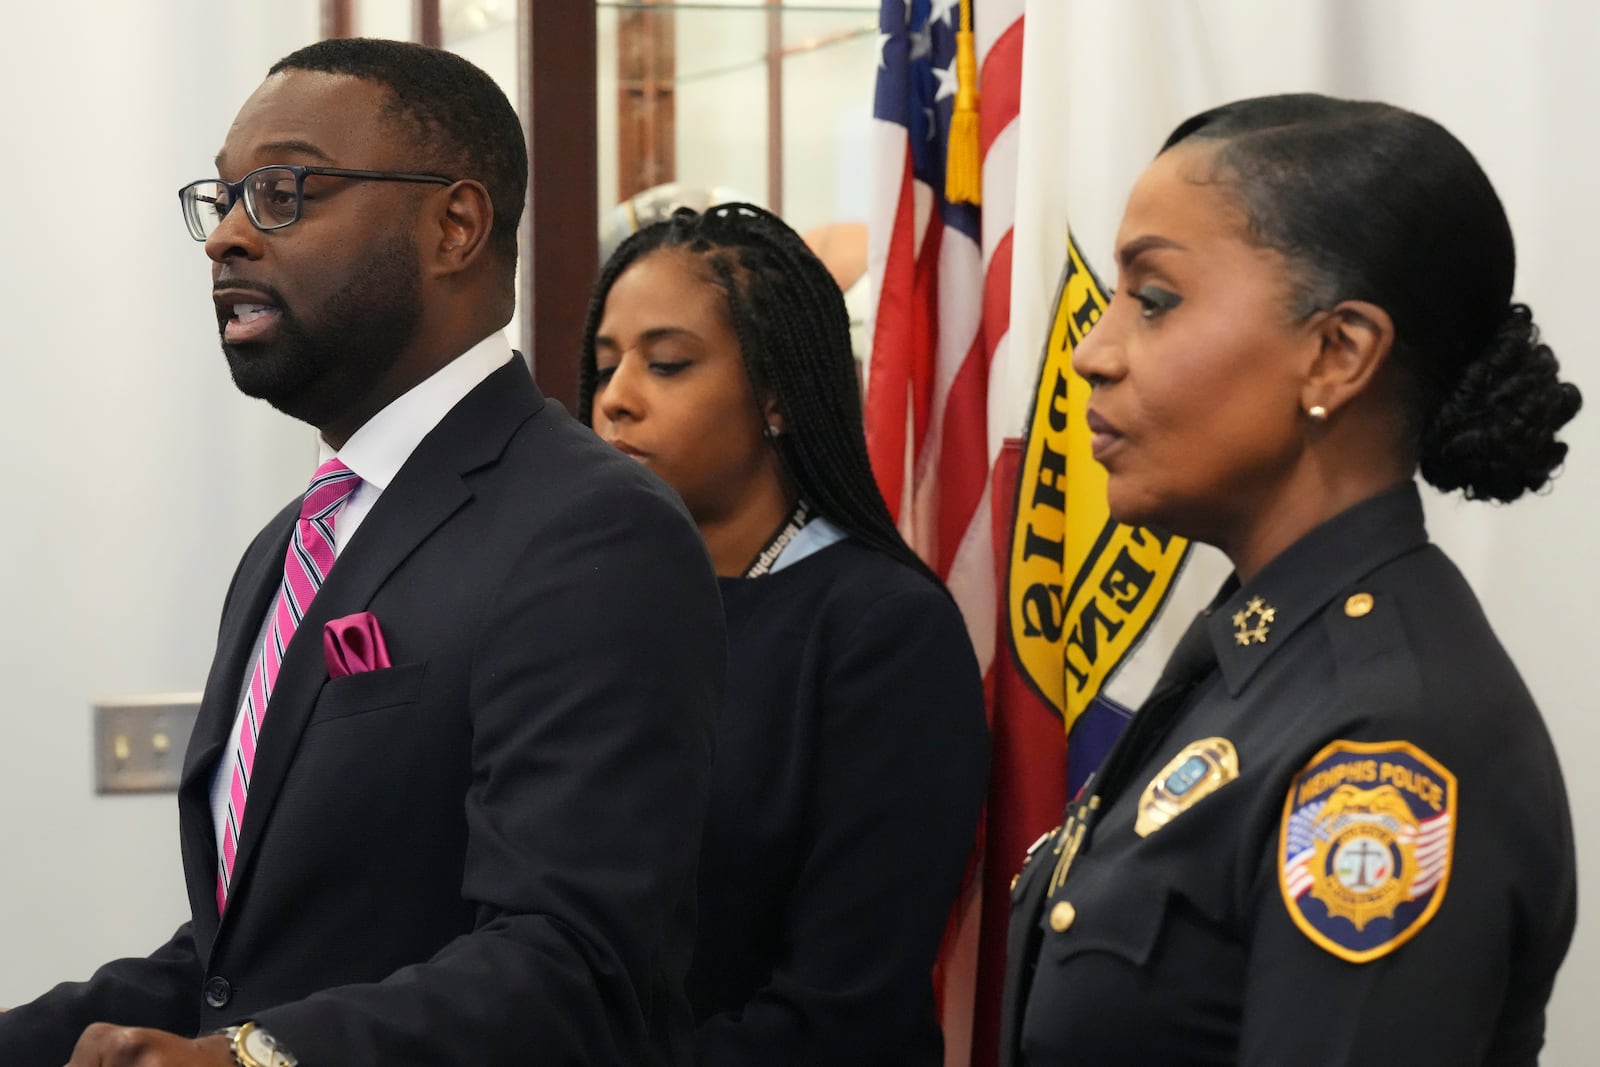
[1307, 405, 1328, 421]
[763, 423, 782, 440]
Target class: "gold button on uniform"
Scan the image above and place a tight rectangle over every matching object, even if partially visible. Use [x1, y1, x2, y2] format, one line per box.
[1345, 592, 1374, 618]
[1049, 901, 1076, 932]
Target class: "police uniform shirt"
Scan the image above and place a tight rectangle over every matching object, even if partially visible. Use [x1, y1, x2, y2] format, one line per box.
[1006, 483, 1575, 1067]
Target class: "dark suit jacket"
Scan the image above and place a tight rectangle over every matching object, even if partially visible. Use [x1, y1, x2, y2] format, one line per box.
[0, 358, 725, 1066]
[695, 541, 988, 1065]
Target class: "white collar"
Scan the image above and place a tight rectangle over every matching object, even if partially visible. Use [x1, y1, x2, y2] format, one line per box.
[318, 331, 514, 488]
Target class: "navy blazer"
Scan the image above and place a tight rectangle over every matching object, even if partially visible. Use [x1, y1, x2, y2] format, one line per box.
[0, 358, 726, 1066]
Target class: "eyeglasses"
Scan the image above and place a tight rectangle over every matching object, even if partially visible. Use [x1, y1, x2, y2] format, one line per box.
[178, 164, 453, 241]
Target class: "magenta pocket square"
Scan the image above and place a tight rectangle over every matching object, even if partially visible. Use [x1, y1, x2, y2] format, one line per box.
[324, 612, 393, 678]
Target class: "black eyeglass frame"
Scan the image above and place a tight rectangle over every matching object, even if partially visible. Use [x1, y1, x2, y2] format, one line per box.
[178, 164, 454, 241]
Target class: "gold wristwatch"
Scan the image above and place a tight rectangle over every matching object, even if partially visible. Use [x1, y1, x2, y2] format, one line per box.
[219, 1021, 299, 1067]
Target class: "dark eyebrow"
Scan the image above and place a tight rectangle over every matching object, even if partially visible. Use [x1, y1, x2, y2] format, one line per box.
[213, 139, 337, 169]
[594, 326, 700, 350]
[1116, 234, 1188, 271]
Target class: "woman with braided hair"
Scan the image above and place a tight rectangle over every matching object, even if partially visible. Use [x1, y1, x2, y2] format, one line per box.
[1001, 95, 1581, 1066]
[582, 203, 989, 1065]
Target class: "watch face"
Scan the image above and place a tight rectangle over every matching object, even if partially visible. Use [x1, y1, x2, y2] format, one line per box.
[241, 1027, 295, 1067]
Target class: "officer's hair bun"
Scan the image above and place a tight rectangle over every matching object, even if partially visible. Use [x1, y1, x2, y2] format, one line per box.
[1419, 303, 1582, 503]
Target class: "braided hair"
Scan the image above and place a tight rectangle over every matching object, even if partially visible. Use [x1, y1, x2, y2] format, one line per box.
[580, 203, 943, 589]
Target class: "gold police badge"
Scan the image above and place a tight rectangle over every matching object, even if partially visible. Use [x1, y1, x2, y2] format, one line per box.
[1306, 784, 1416, 930]
[1135, 737, 1239, 837]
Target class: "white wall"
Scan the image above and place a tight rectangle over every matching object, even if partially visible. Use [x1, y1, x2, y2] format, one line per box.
[1386, 8, 1600, 1058]
[0, 1, 321, 1003]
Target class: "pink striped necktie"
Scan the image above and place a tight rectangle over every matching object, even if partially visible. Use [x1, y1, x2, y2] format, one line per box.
[217, 458, 361, 915]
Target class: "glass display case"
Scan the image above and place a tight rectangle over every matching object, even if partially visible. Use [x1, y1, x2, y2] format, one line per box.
[316, 0, 879, 391]
[600, 2, 876, 232]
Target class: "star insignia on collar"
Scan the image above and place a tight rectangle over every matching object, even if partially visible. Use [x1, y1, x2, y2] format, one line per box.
[1232, 596, 1275, 646]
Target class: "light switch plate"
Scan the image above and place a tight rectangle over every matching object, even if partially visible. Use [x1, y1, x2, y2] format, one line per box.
[93, 694, 202, 794]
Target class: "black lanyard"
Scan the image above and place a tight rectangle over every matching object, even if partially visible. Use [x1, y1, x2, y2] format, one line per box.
[743, 501, 812, 578]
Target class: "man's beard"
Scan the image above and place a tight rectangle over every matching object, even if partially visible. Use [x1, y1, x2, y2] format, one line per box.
[222, 231, 424, 429]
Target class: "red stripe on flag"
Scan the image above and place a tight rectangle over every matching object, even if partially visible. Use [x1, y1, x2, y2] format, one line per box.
[979, 19, 1024, 159]
[934, 335, 990, 578]
[971, 438, 1068, 1067]
[935, 230, 1013, 580]
[910, 217, 946, 474]
[865, 155, 919, 521]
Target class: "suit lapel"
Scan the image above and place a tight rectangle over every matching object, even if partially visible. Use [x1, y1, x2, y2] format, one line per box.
[218, 359, 541, 919]
[178, 507, 297, 941]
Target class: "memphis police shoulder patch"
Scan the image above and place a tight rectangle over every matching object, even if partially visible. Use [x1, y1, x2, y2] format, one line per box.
[1278, 739, 1457, 963]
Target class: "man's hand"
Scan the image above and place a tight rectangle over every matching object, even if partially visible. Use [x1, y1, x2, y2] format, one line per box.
[66, 1025, 233, 1066]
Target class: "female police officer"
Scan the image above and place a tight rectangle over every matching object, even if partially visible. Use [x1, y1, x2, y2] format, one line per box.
[1001, 95, 1580, 1066]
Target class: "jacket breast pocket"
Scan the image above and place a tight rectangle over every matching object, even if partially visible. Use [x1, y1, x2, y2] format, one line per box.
[312, 661, 427, 724]
[1042, 878, 1171, 971]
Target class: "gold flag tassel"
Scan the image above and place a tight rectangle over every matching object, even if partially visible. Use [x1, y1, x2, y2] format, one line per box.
[944, 0, 982, 205]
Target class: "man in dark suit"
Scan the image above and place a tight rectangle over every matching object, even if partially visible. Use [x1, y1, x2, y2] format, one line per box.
[0, 39, 724, 1067]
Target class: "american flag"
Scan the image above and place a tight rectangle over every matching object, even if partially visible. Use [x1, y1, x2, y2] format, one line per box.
[1282, 799, 1330, 899]
[866, 2, 1024, 1064]
[866, 0, 1020, 662]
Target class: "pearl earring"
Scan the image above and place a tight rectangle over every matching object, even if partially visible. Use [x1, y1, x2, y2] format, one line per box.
[1307, 405, 1328, 421]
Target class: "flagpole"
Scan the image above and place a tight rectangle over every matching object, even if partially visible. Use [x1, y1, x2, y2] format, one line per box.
[765, 0, 785, 215]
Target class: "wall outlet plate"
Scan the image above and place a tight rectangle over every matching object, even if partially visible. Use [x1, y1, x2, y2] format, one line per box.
[93, 694, 202, 794]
